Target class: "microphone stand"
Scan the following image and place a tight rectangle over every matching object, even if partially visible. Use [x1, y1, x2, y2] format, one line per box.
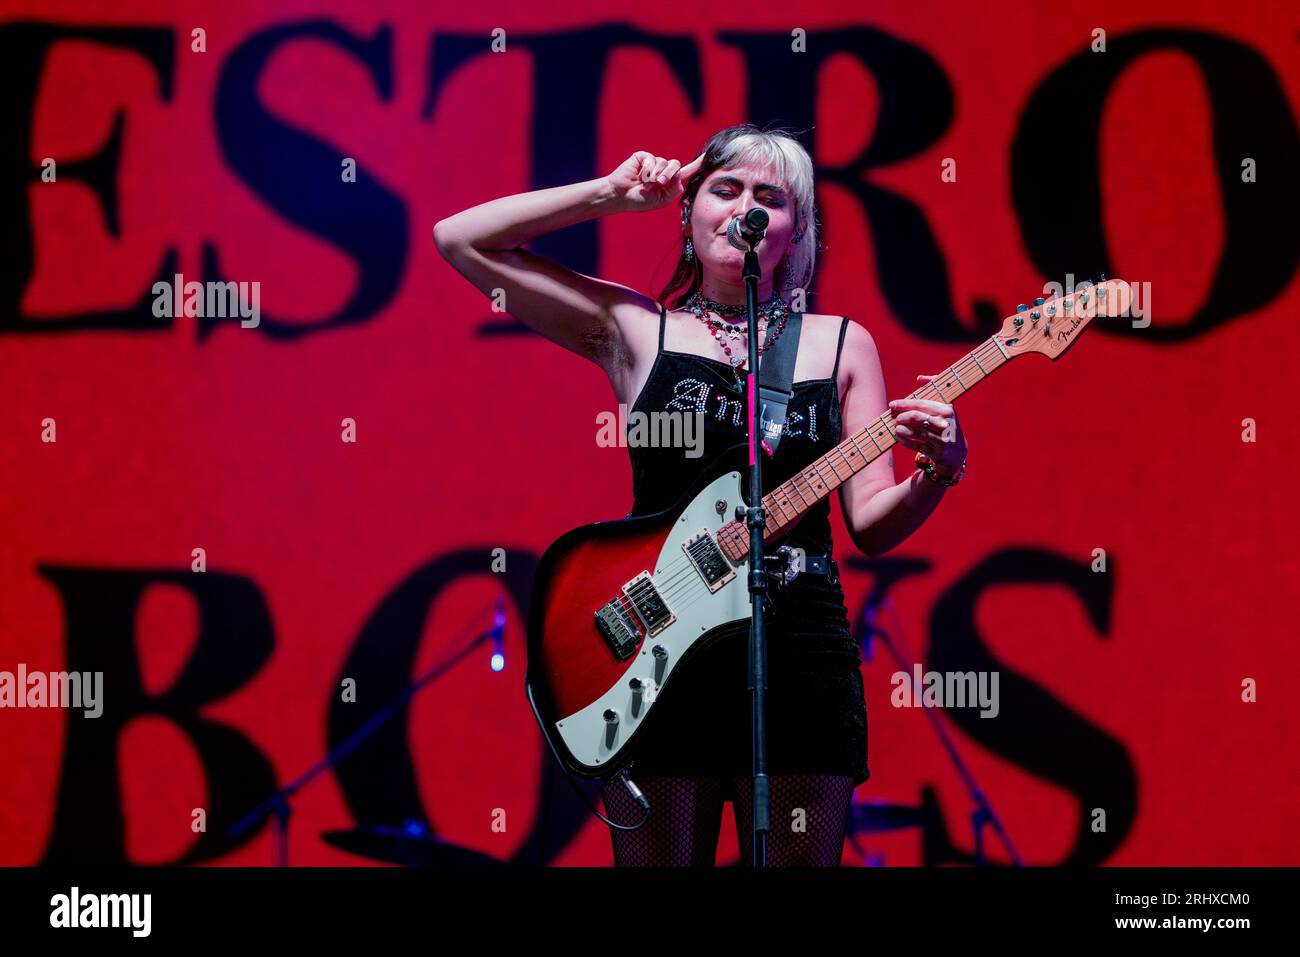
[733, 208, 773, 868]
[228, 601, 505, 865]
[858, 579, 1024, 867]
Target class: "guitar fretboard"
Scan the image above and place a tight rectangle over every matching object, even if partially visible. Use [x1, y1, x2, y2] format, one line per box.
[717, 333, 1012, 562]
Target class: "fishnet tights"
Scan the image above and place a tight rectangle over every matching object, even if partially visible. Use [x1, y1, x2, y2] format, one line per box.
[600, 773, 856, 867]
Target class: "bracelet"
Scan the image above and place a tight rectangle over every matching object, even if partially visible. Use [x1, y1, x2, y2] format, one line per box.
[915, 451, 966, 486]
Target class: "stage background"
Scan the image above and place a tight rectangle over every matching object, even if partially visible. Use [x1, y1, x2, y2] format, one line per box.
[1, 0, 1297, 866]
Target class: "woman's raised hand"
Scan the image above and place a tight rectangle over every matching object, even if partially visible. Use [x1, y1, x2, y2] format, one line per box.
[606, 150, 705, 213]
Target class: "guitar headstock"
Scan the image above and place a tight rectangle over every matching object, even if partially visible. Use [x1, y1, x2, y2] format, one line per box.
[996, 277, 1131, 360]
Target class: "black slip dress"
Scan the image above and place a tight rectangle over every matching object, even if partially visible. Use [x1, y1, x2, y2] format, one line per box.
[620, 300, 870, 788]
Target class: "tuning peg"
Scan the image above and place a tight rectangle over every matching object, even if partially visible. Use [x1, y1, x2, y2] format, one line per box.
[1016, 303, 1028, 312]
[1098, 273, 1107, 282]
[1033, 297, 1045, 306]
[1079, 279, 1093, 288]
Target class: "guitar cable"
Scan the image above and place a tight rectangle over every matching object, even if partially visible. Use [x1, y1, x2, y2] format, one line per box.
[540, 764, 655, 868]
[534, 703, 652, 832]
[530, 692, 650, 865]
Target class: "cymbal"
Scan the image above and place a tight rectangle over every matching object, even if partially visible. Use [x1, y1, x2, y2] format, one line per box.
[322, 823, 504, 867]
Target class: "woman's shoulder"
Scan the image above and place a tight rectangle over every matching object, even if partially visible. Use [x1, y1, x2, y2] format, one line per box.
[799, 312, 850, 328]
[798, 312, 861, 351]
[801, 311, 873, 347]
[796, 313, 879, 392]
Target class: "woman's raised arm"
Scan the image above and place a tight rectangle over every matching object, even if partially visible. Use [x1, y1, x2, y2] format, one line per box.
[432, 152, 702, 374]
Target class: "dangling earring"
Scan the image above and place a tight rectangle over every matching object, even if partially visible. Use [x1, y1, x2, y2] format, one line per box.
[681, 199, 694, 262]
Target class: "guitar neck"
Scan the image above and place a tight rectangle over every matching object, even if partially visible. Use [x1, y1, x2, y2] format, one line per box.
[718, 333, 1013, 560]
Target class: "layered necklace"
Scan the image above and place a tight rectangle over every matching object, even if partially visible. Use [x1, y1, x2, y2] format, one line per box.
[685, 291, 791, 389]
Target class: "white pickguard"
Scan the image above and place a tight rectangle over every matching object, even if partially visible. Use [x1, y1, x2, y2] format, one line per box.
[556, 469, 754, 772]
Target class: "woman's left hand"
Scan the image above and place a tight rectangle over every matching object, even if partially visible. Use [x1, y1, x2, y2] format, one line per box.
[888, 374, 967, 476]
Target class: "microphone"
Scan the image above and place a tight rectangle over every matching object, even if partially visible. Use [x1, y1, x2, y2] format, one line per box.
[489, 598, 506, 672]
[726, 207, 769, 251]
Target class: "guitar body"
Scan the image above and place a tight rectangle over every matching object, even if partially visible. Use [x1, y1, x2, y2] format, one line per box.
[526, 440, 758, 780]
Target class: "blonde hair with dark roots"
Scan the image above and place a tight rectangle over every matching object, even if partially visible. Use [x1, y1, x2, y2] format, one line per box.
[659, 123, 819, 311]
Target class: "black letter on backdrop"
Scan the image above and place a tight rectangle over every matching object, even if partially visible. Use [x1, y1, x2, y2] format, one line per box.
[721, 27, 1000, 342]
[0, 24, 178, 335]
[38, 566, 276, 865]
[426, 26, 701, 337]
[1013, 29, 1300, 341]
[211, 22, 408, 340]
[929, 547, 1136, 865]
[330, 548, 585, 865]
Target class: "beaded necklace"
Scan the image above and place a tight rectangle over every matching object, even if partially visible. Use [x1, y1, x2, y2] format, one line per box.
[685, 291, 791, 389]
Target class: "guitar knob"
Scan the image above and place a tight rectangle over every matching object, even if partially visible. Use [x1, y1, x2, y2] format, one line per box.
[629, 677, 644, 691]
[603, 709, 620, 748]
[651, 645, 668, 683]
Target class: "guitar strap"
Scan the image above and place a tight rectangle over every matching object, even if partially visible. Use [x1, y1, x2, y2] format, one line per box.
[756, 308, 803, 457]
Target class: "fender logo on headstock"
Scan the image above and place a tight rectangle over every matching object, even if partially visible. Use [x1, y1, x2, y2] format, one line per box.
[1057, 313, 1085, 346]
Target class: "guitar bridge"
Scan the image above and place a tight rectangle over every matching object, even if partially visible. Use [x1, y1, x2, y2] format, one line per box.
[594, 601, 641, 661]
[682, 529, 736, 593]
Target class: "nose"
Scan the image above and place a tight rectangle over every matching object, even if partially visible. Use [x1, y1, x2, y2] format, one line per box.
[724, 194, 759, 228]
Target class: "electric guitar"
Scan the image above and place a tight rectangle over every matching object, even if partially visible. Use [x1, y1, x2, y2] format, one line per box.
[526, 279, 1132, 779]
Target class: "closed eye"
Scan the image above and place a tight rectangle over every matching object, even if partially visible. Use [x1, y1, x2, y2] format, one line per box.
[713, 189, 784, 206]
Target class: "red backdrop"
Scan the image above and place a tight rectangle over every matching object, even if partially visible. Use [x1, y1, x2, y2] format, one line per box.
[1, 0, 1297, 866]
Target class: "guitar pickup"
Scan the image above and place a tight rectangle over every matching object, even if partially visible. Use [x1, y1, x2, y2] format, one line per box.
[682, 529, 737, 593]
[623, 572, 675, 637]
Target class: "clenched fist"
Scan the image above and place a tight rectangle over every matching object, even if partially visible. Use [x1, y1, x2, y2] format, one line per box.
[605, 150, 706, 213]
